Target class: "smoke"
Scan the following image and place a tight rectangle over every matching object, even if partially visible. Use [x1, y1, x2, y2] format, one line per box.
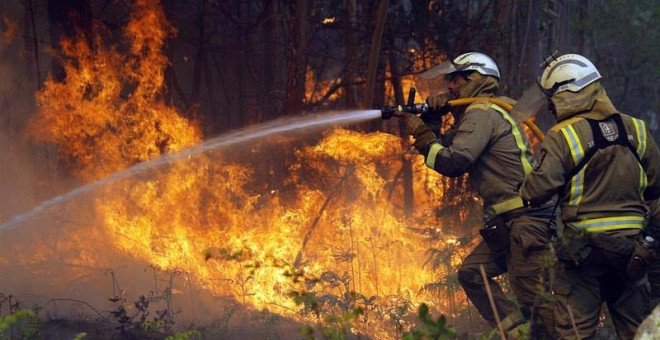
[0, 131, 35, 223]
[0, 2, 132, 323]
[0, 9, 38, 226]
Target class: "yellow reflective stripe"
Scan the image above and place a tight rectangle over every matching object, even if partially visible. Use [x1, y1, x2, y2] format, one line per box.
[486, 196, 525, 218]
[631, 118, 648, 198]
[639, 163, 648, 197]
[560, 125, 585, 164]
[490, 104, 533, 175]
[568, 215, 646, 232]
[631, 118, 647, 158]
[570, 169, 586, 205]
[425, 142, 444, 169]
[560, 125, 586, 205]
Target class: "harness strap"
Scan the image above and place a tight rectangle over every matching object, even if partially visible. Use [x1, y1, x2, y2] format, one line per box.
[565, 114, 641, 180]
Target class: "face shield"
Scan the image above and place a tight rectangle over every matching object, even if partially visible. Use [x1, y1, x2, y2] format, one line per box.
[415, 60, 459, 98]
[512, 85, 546, 121]
[511, 84, 552, 123]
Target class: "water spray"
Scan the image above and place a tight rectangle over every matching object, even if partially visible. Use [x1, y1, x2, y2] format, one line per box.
[0, 109, 382, 231]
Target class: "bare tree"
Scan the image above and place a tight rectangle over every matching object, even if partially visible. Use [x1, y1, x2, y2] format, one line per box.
[282, 0, 310, 116]
[362, 0, 389, 110]
[344, 0, 359, 109]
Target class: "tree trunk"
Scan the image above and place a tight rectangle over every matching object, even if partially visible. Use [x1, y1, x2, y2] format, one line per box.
[387, 43, 413, 217]
[362, 0, 389, 110]
[515, 0, 540, 89]
[262, 0, 282, 119]
[283, 0, 309, 116]
[25, 0, 42, 90]
[576, 0, 588, 54]
[191, 0, 208, 107]
[45, 0, 92, 186]
[344, 0, 359, 108]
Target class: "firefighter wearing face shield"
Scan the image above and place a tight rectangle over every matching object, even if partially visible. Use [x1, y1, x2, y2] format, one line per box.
[520, 53, 660, 339]
[403, 52, 557, 338]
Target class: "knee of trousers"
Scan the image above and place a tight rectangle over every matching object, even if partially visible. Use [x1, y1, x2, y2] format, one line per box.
[458, 265, 482, 289]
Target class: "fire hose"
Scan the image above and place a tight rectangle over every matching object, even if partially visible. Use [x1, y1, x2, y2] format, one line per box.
[381, 88, 545, 141]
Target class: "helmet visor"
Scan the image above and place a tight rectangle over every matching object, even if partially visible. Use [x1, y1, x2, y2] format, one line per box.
[419, 60, 459, 80]
[415, 61, 459, 97]
[511, 85, 548, 122]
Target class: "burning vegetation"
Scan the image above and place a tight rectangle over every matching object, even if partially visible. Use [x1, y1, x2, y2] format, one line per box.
[29, 0, 200, 180]
[3, 0, 487, 338]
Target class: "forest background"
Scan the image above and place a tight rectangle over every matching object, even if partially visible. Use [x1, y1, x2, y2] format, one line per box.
[1, 0, 658, 207]
[0, 0, 658, 339]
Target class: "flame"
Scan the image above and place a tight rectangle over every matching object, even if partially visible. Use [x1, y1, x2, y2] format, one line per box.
[88, 127, 471, 335]
[20, 0, 482, 337]
[29, 0, 200, 180]
[305, 68, 343, 108]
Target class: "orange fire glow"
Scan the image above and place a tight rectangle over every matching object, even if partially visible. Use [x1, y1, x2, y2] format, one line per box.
[29, 0, 200, 180]
[1, 17, 18, 45]
[21, 0, 482, 338]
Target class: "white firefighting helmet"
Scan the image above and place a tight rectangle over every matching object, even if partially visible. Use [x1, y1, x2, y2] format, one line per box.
[538, 53, 601, 96]
[417, 52, 500, 96]
[451, 52, 500, 79]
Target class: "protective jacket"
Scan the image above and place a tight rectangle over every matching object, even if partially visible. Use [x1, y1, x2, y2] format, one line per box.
[650, 200, 660, 233]
[417, 74, 535, 221]
[521, 82, 660, 234]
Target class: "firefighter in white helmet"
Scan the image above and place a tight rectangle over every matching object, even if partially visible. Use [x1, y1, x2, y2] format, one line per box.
[404, 52, 557, 338]
[521, 52, 660, 339]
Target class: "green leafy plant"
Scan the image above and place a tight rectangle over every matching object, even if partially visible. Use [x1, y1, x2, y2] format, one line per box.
[106, 268, 181, 338]
[0, 309, 36, 340]
[165, 329, 202, 340]
[402, 303, 456, 340]
[286, 264, 375, 340]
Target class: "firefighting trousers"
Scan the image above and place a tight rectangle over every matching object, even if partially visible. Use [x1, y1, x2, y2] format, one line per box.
[553, 248, 649, 339]
[457, 214, 555, 337]
[650, 256, 660, 311]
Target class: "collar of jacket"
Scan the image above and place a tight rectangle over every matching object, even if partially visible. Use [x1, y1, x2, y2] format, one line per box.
[453, 73, 500, 121]
[552, 82, 618, 122]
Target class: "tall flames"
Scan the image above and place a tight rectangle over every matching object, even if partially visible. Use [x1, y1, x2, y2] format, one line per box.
[30, 0, 200, 180]
[18, 0, 482, 338]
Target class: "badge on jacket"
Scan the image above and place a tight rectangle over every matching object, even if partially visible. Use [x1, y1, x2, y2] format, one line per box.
[599, 121, 618, 142]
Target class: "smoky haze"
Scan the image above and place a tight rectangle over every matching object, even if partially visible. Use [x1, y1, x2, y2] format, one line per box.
[0, 2, 317, 331]
[0, 4, 38, 227]
[0, 116, 382, 335]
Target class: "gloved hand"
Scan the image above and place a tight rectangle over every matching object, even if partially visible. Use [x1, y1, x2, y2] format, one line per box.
[426, 94, 451, 114]
[403, 113, 437, 150]
[439, 128, 457, 146]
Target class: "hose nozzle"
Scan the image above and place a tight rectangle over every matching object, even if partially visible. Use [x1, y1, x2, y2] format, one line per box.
[381, 86, 428, 120]
[381, 103, 429, 120]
